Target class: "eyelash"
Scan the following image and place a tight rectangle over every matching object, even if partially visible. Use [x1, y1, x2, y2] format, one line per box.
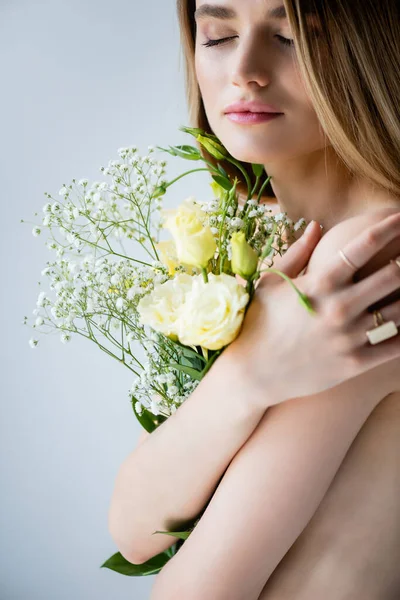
[202, 35, 294, 48]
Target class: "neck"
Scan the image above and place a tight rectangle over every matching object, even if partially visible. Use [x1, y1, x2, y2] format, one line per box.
[263, 146, 394, 234]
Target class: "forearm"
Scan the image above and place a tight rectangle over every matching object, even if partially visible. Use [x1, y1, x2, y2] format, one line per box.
[108, 348, 271, 565]
[149, 378, 383, 600]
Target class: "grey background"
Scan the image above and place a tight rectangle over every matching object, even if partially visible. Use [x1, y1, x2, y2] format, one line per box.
[2, 1, 213, 598]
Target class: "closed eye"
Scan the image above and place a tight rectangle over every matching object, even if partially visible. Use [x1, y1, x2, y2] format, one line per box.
[201, 35, 295, 48]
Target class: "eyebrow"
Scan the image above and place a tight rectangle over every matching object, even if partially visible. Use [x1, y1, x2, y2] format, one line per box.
[194, 3, 287, 21]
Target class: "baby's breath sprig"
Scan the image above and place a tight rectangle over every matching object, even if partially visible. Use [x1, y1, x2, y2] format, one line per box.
[23, 127, 314, 578]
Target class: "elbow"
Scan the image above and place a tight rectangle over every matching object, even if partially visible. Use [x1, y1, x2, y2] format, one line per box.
[108, 498, 145, 565]
[108, 461, 146, 564]
[108, 521, 147, 566]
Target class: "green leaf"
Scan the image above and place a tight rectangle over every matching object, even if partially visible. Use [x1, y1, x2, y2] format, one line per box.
[131, 400, 166, 433]
[217, 164, 229, 178]
[167, 338, 207, 363]
[169, 362, 203, 380]
[177, 144, 201, 156]
[200, 349, 223, 377]
[173, 144, 202, 160]
[251, 163, 265, 177]
[179, 125, 205, 137]
[154, 145, 175, 156]
[211, 175, 232, 191]
[152, 529, 192, 540]
[100, 550, 171, 577]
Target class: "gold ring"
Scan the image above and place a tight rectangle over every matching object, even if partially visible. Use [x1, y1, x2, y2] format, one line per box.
[366, 309, 398, 345]
[339, 249, 358, 271]
[373, 309, 385, 327]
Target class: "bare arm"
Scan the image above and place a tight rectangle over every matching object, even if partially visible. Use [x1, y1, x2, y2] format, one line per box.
[108, 349, 272, 565]
[109, 207, 400, 566]
[148, 208, 400, 599]
[149, 373, 390, 600]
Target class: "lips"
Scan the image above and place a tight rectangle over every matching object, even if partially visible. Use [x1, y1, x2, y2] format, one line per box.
[224, 100, 283, 114]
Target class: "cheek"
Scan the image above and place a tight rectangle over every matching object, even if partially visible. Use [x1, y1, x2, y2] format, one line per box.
[195, 52, 222, 99]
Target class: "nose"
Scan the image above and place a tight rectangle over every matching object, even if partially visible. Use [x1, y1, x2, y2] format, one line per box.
[230, 32, 272, 89]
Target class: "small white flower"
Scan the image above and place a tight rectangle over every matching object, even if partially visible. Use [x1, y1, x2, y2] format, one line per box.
[29, 338, 39, 348]
[165, 372, 175, 385]
[78, 178, 88, 187]
[35, 316, 44, 327]
[127, 286, 142, 299]
[43, 216, 51, 226]
[134, 401, 143, 415]
[59, 186, 68, 196]
[36, 292, 47, 307]
[248, 210, 258, 218]
[150, 394, 161, 416]
[116, 297, 127, 311]
[43, 202, 52, 213]
[210, 227, 219, 235]
[230, 217, 244, 229]
[32, 227, 41, 237]
[274, 212, 286, 223]
[60, 332, 71, 344]
[294, 218, 306, 231]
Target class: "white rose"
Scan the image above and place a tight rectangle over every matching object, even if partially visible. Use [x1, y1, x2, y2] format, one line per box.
[137, 273, 192, 338]
[177, 273, 249, 350]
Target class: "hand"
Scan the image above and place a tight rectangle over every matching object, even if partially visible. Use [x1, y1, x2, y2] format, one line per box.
[226, 211, 400, 406]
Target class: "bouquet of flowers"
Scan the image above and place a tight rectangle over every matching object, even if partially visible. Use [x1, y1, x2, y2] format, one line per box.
[22, 125, 314, 577]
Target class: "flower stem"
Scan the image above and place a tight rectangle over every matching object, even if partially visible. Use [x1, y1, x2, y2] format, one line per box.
[253, 267, 316, 315]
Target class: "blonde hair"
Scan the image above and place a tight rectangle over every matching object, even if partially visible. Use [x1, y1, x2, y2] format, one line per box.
[176, 0, 400, 200]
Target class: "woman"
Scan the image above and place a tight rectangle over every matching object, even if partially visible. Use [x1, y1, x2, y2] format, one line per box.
[109, 0, 400, 598]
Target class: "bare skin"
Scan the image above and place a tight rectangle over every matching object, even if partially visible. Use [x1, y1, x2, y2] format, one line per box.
[140, 1, 400, 595]
[256, 389, 400, 600]
[251, 205, 400, 600]
[143, 207, 400, 600]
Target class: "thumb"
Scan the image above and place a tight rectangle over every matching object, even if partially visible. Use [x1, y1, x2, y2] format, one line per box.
[273, 220, 322, 279]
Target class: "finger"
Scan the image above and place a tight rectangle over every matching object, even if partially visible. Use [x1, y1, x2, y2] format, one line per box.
[353, 298, 400, 346]
[325, 212, 400, 287]
[269, 220, 322, 279]
[353, 323, 400, 372]
[338, 257, 400, 321]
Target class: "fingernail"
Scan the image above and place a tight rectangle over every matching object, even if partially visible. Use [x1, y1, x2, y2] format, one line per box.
[304, 220, 315, 236]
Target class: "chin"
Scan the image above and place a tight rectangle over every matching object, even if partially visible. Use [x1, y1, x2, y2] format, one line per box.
[222, 140, 288, 164]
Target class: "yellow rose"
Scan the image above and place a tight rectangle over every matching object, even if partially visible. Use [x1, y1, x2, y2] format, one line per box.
[161, 197, 217, 269]
[137, 273, 192, 339]
[230, 231, 259, 280]
[156, 240, 197, 276]
[177, 273, 250, 350]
